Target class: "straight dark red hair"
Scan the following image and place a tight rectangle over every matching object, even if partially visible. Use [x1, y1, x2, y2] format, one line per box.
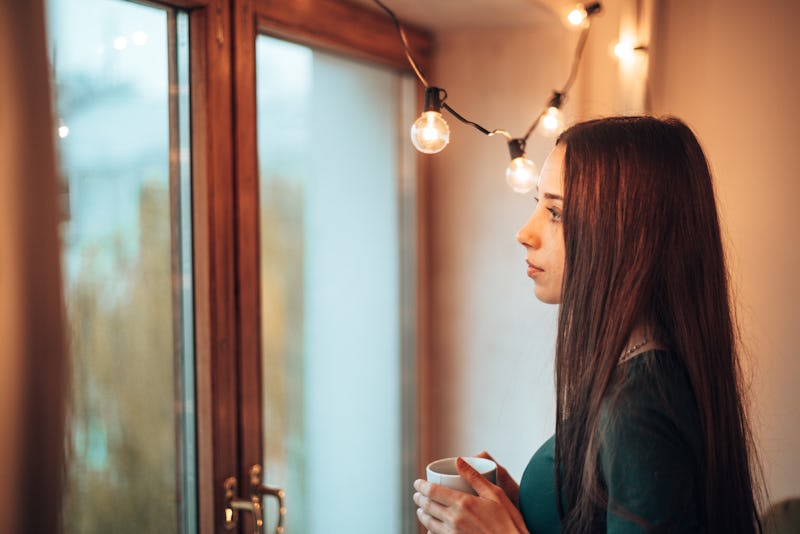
[553, 116, 762, 532]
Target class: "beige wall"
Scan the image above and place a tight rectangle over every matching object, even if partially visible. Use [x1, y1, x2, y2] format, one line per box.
[647, 0, 800, 504]
[427, 0, 800, 502]
[428, 20, 570, 477]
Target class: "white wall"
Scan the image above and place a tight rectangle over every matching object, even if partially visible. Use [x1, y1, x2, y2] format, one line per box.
[428, 21, 571, 479]
[427, 0, 800, 501]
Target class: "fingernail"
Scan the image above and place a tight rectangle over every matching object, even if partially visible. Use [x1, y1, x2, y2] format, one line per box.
[416, 507, 423, 515]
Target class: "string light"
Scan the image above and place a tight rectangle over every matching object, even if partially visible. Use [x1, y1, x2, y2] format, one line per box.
[374, 0, 602, 193]
[539, 92, 565, 137]
[566, 2, 601, 28]
[410, 87, 450, 154]
[613, 41, 647, 61]
[506, 139, 537, 193]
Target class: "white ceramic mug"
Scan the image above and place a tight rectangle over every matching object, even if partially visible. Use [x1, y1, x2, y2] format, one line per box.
[425, 457, 497, 495]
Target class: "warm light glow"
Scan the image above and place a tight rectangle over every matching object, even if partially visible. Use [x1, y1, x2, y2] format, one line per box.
[506, 157, 538, 194]
[410, 111, 450, 154]
[614, 41, 635, 61]
[113, 36, 128, 50]
[132, 31, 148, 46]
[541, 106, 564, 136]
[567, 5, 588, 26]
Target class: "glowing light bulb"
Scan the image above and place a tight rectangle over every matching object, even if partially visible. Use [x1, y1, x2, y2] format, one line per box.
[541, 106, 564, 137]
[614, 41, 635, 61]
[505, 138, 537, 193]
[506, 157, 538, 194]
[411, 87, 450, 154]
[567, 5, 588, 26]
[612, 41, 647, 63]
[564, 2, 601, 28]
[410, 112, 449, 154]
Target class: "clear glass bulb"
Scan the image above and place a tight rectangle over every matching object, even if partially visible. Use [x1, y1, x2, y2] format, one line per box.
[613, 41, 635, 61]
[540, 106, 564, 137]
[410, 111, 450, 154]
[567, 5, 588, 26]
[506, 156, 538, 194]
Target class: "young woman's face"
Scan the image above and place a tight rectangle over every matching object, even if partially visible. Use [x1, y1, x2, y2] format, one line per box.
[516, 144, 566, 304]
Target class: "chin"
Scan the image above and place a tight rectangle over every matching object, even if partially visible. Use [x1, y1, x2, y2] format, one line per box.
[534, 287, 561, 305]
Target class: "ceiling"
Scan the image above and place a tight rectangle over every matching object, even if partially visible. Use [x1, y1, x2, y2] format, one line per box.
[350, 0, 562, 31]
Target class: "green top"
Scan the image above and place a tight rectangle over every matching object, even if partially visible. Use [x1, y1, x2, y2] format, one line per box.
[519, 350, 705, 533]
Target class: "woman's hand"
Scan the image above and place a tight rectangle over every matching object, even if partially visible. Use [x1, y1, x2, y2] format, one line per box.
[413, 457, 530, 534]
[475, 451, 520, 508]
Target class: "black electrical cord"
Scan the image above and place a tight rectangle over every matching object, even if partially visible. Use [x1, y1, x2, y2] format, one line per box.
[442, 103, 493, 136]
[560, 25, 591, 96]
[374, 0, 600, 145]
[521, 25, 592, 142]
[373, 0, 501, 137]
[373, 0, 430, 87]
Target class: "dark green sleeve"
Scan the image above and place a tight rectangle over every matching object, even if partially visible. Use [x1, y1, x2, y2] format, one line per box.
[599, 356, 704, 533]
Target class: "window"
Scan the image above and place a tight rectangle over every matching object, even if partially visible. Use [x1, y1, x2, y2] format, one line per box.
[48, 1, 196, 531]
[46, 0, 430, 531]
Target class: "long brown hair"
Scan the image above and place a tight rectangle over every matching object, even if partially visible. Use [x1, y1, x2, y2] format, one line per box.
[553, 116, 762, 532]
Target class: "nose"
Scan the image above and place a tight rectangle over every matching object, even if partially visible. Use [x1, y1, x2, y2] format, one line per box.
[516, 212, 540, 249]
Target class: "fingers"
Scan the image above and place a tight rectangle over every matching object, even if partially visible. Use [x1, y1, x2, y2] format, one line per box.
[475, 450, 512, 480]
[475, 450, 496, 462]
[413, 486, 452, 534]
[415, 507, 445, 534]
[414, 478, 464, 507]
[456, 457, 501, 500]
[413, 491, 450, 524]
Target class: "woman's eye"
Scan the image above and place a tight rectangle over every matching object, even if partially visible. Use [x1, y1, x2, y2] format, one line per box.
[548, 208, 562, 221]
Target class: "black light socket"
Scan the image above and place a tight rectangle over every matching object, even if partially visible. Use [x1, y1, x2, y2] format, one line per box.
[423, 87, 444, 112]
[585, 2, 602, 17]
[547, 91, 564, 109]
[508, 138, 526, 160]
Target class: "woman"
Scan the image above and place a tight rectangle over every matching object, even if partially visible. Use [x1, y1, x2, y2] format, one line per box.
[413, 116, 763, 533]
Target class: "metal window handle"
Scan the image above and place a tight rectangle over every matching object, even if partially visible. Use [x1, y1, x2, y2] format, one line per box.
[224, 464, 286, 534]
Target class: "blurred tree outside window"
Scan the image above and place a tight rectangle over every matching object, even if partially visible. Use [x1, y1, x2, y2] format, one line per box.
[47, 0, 196, 532]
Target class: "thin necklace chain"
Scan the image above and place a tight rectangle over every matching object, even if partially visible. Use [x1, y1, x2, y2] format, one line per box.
[619, 338, 649, 363]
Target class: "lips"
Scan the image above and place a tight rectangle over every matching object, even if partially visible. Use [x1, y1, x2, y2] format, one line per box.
[526, 260, 544, 278]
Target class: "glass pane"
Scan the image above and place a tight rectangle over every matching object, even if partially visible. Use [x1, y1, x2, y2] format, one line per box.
[47, 1, 196, 532]
[256, 35, 417, 533]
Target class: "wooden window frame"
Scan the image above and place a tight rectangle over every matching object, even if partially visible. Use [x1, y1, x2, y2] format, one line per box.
[148, 1, 239, 532]
[102, 1, 431, 532]
[232, 1, 433, 534]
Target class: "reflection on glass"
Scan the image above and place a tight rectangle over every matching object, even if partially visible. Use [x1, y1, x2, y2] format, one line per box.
[257, 35, 416, 533]
[47, 0, 195, 532]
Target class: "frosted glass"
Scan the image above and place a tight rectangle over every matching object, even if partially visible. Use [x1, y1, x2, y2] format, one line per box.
[257, 35, 413, 533]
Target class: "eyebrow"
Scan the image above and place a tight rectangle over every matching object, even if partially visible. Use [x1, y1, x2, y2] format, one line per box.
[543, 192, 563, 201]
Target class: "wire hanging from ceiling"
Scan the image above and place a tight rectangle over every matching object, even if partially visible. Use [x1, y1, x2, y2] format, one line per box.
[373, 0, 603, 193]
